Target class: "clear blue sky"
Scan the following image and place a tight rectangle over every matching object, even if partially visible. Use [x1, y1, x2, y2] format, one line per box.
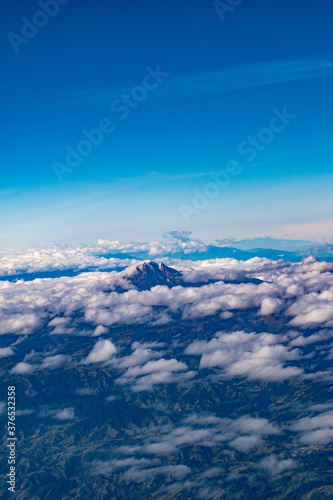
[1, 0, 333, 248]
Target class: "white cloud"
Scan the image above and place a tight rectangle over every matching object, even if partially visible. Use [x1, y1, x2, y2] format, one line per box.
[77, 388, 94, 396]
[92, 456, 191, 484]
[129, 370, 196, 393]
[15, 409, 35, 416]
[40, 407, 75, 420]
[260, 297, 283, 316]
[200, 467, 223, 478]
[40, 354, 71, 370]
[10, 362, 35, 374]
[0, 246, 136, 277]
[96, 237, 207, 257]
[306, 402, 333, 412]
[92, 325, 108, 337]
[229, 435, 263, 452]
[186, 330, 302, 382]
[115, 357, 195, 392]
[291, 410, 333, 445]
[0, 314, 41, 335]
[0, 347, 14, 358]
[121, 358, 188, 378]
[53, 408, 75, 420]
[83, 338, 117, 364]
[123, 464, 191, 482]
[256, 454, 297, 475]
[114, 413, 280, 457]
[110, 342, 165, 369]
[48, 317, 69, 327]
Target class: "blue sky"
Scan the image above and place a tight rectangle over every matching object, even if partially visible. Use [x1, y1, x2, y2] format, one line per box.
[1, 0, 333, 248]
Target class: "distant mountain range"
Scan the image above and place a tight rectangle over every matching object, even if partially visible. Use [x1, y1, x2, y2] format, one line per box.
[102, 244, 333, 263]
[215, 237, 315, 251]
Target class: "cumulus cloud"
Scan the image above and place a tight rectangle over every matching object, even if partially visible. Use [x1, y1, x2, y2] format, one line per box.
[229, 435, 263, 452]
[123, 464, 191, 482]
[291, 410, 333, 445]
[83, 339, 116, 364]
[48, 317, 73, 335]
[110, 342, 165, 369]
[186, 330, 302, 382]
[48, 317, 69, 327]
[103, 341, 196, 392]
[0, 246, 136, 277]
[200, 467, 223, 478]
[97, 236, 207, 257]
[93, 457, 190, 483]
[0, 347, 14, 358]
[115, 357, 195, 392]
[306, 402, 333, 412]
[288, 300, 333, 328]
[0, 314, 41, 335]
[119, 358, 188, 378]
[40, 354, 71, 370]
[180, 281, 285, 320]
[130, 370, 196, 393]
[92, 325, 108, 337]
[289, 329, 333, 347]
[256, 454, 297, 475]
[15, 409, 35, 416]
[260, 297, 283, 316]
[53, 408, 75, 420]
[10, 362, 35, 374]
[114, 413, 280, 457]
[40, 407, 75, 420]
